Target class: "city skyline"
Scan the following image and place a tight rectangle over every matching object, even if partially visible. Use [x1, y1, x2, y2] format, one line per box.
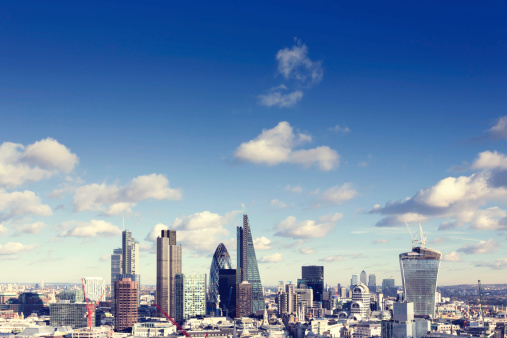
[1, 1, 507, 287]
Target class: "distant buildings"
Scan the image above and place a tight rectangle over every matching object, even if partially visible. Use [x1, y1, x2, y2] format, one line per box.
[399, 227, 441, 318]
[156, 230, 182, 318]
[382, 279, 396, 298]
[174, 273, 206, 322]
[368, 274, 376, 293]
[360, 270, 367, 286]
[350, 274, 358, 288]
[114, 278, 138, 331]
[237, 215, 265, 314]
[299, 266, 324, 302]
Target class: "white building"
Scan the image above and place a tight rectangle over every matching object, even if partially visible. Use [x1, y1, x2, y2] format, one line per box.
[350, 283, 370, 321]
[175, 273, 207, 322]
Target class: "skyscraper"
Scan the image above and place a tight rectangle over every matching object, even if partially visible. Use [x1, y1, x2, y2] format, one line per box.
[110, 248, 122, 299]
[382, 278, 396, 298]
[350, 274, 358, 288]
[368, 274, 376, 293]
[236, 281, 253, 318]
[209, 243, 232, 310]
[157, 230, 182, 318]
[218, 269, 236, 318]
[174, 273, 206, 323]
[237, 215, 265, 314]
[301, 265, 324, 302]
[360, 270, 367, 285]
[122, 230, 139, 275]
[350, 282, 370, 321]
[399, 227, 441, 318]
[114, 278, 138, 331]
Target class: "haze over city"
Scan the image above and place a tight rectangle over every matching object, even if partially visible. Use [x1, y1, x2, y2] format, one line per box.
[1, 1, 507, 287]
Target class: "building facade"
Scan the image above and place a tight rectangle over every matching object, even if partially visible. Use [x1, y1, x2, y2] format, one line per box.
[399, 230, 441, 318]
[218, 268, 236, 318]
[350, 274, 358, 288]
[350, 282, 370, 321]
[122, 230, 139, 276]
[208, 243, 232, 310]
[300, 266, 324, 302]
[360, 270, 367, 285]
[236, 215, 265, 314]
[50, 302, 90, 328]
[156, 230, 182, 318]
[368, 274, 377, 293]
[236, 281, 253, 318]
[174, 273, 206, 322]
[110, 248, 122, 299]
[382, 279, 396, 298]
[114, 278, 138, 331]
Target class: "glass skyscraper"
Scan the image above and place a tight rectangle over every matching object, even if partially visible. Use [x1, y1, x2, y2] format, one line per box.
[399, 230, 441, 318]
[237, 214, 265, 314]
[209, 243, 232, 310]
[300, 265, 324, 302]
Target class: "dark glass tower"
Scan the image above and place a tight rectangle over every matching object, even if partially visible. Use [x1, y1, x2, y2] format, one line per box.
[218, 269, 236, 318]
[237, 214, 265, 314]
[301, 265, 324, 302]
[399, 227, 441, 318]
[209, 243, 233, 308]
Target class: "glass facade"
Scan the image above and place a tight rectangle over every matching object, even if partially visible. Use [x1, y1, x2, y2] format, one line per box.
[399, 246, 441, 317]
[50, 302, 90, 329]
[301, 266, 324, 302]
[175, 273, 206, 322]
[208, 243, 232, 307]
[237, 215, 265, 314]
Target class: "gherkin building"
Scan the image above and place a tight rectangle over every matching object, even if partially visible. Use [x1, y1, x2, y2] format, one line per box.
[209, 243, 232, 306]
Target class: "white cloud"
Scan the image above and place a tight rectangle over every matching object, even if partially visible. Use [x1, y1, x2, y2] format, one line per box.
[319, 255, 344, 262]
[0, 189, 52, 222]
[372, 239, 388, 245]
[275, 212, 342, 239]
[475, 258, 507, 269]
[235, 121, 339, 171]
[442, 251, 462, 262]
[253, 236, 272, 250]
[276, 38, 323, 86]
[0, 138, 78, 188]
[259, 253, 283, 263]
[329, 125, 350, 134]
[145, 210, 242, 253]
[270, 199, 288, 209]
[99, 255, 109, 262]
[73, 174, 182, 215]
[299, 247, 315, 255]
[59, 219, 122, 238]
[457, 239, 499, 254]
[0, 242, 36, 255]
[258, 89, 303, 108]
[471, 150, 507, 170]
[318, 183, 357, 205]
[14, 222, 45, 234]
[488, 116, 507, 139]
[285, 185, 303, 193]
[0, 225, 7, 235]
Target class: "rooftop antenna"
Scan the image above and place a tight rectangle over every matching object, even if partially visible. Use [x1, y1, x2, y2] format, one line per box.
[404, 218, 418, 248]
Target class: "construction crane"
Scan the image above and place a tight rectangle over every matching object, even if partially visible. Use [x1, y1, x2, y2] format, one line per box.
[81, 278, 108, 330]
[152, 303, 192, 338]
[478, 280, 484, 322]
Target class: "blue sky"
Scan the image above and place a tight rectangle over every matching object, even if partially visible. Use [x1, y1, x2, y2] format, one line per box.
[1, 1, 507, 286]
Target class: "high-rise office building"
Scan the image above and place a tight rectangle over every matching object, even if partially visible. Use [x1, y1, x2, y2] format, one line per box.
[301, 266, 324, 302]
[156, 230, 182, 318]
[218, 269, 236, 318]
[382, 279, 396, 298]
[360, 270, 367, 285]
[50, 302, 90, 328]
[209, 243, 232, 310]
[83, 277, 105, 303]
[368, 274, 377, 293]
[237, 215, 265, 314]
[122, 230, 139, 275]
[350, 282, 370, 320]
[399, 228, 441, 318]
[114, 278, 138, 331]
[236, 281, 253, 318]
[350, 274, 358, 288]
[174, 273, 206, 323]
[110, 248, 122, 299]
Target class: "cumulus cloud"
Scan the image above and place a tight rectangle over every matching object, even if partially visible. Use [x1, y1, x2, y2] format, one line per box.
[329, 125, 350, 134]
[274, 212, 342, 239]
[0, 242, 36, 255]
[372, 239, 388, 245]
[145, 210, 242, 253]
[270, 199, 288, 209]
[0, 138, 78, 188]
[258, 87, 303, 108]
[371, 151, 507, 230]
[259, 253, 283, 263]
[475, 258, 507, 269]
[253, 236, 272, 250]
[14, 222, 45, 235]
[276, 38, 323, 86]
[442, 251, 462, 262]
[488, 116, 507, 139]
[59, 219, 122, 238]
[0, 225, 7, 235]
[457, 239, 499, 254]
[73, 174, 182, 215]
[235, 121, 339, 171]
[318, 183, 357, 205]
[0, 189, 52, 222]
[299, 247, 315, 254]
[285, 185, 303, 193]
[319, 255, 344, 262]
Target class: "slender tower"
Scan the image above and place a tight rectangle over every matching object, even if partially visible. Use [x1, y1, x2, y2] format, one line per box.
[399, 225, 441, 317]
[157, 230, 182, 317]
[237, 215, 265, 314]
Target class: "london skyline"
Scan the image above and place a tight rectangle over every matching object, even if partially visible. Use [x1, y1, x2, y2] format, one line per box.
[1, 1, 507, 286]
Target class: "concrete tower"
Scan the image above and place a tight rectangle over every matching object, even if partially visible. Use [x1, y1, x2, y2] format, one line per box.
[156, 230, 182, 318]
